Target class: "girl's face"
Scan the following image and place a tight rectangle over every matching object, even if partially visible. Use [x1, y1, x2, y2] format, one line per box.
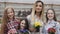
[35, 2, 43, 13]
[7, 8, 14, 19]
[20, 20, 26, 29]
[47, 10, 54, 20]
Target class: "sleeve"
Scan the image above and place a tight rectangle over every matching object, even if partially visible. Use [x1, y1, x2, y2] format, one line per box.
[55, 22, 60, 34]
[26, 15, 31, 22]
[42, 23, 49, 34]
[56, 22, 59, 25]
[26, 15, 31, 28]
[40, 21, 45, 34]
[27, 15, 35, 30]
[17, 30, 20, 34]
[42, 24, 45, 34]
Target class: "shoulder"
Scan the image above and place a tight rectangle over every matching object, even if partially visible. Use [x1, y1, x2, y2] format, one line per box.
[27, 15, 31, 19]
[57, 22, 59, 24]
[55, 21, 59, 25]
[26, 15, 31, 21]
[15, 17, 20, 24]
[17, 30, 21, 34]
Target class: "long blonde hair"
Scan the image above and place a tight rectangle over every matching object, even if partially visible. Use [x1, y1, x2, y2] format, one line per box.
[31, 0, 44, 21]
[1, 7, 15, 34]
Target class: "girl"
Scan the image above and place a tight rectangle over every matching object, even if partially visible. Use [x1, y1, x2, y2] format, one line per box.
[27, 0, 44, 34]
[43, 9, 59, 34]
[1, 7, 20, 34]
[17, 18, 30, 34]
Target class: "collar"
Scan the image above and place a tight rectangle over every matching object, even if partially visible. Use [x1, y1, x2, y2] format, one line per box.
[48, 20, 55, 24]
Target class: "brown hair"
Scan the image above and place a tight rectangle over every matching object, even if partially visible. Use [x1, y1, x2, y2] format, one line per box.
[1, 7, 15, 34]
[18, 18, 29, 30]
[46, 8, 57, 22]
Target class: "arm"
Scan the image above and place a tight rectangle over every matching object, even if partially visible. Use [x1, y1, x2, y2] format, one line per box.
[27, 15, 35, 32]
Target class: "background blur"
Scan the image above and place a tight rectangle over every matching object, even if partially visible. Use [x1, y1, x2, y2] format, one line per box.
[0, 0, 60, 23]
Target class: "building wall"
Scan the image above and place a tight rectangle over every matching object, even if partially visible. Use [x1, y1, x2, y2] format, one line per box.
[0, 0, 60, 21]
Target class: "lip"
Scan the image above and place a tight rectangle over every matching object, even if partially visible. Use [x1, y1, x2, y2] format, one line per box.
[48, 16, 53, 18]
[36, 8, 40, 10]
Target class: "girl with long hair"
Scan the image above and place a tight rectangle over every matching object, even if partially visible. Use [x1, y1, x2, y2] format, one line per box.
[27, 0, 44, 34]
[43, 9, 59, 34]
[1, 7, 20, 34]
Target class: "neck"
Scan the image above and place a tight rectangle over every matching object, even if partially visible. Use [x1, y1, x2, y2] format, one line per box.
[48, 19, 53, 21]
[20, 27, 25, 30]
[9, 18, 14, 21]
[35, 12, 40, 18]
[21, 28, 24, 30]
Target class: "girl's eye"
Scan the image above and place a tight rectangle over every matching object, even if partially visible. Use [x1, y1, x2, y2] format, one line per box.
[47, 13, 49, 14]
[39, 5, 42, 7]
[36, 5, 38, 7]
[22, 23, 25, 25]
[51, 13, 54, 14]
[11, 11, 13, 13]
[11, 12, 12, 13]
[7, 12, 9, 14]
[47, 13, 54, 14]
[36, 4, 42, 7]
[22, 23, 24, 24]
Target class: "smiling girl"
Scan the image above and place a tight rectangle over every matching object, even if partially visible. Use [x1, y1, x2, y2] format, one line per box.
[1, 7, 20, 34]
[43, 9, 59, 34]
[27, 0, 44, 34]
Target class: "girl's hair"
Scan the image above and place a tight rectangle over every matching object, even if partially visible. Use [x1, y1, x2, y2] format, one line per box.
[46, 8, 57, 22]
[1, 7, 15, 34]
[31, 0, 44, 21]
[35, 0, 44, 16]
[18, 18, 29, 30]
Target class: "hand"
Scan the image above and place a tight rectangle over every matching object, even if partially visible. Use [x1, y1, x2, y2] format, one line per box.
[29, 28, 36, 32]
[8, 28, 17, 34]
